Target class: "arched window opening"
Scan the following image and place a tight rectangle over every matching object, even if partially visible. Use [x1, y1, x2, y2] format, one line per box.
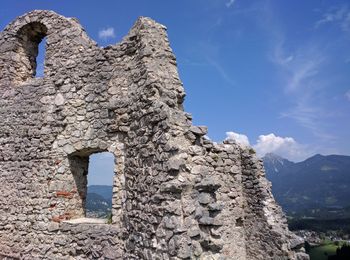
[86, 152, 115, 220]
[16, 22, 47, 81]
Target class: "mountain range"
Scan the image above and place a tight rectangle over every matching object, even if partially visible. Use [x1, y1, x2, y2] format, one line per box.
[263, 153, 350, 217]
[86, 185, 113, 218]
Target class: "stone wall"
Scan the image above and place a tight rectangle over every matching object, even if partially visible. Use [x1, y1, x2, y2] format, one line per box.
[0, 10, 308, 259]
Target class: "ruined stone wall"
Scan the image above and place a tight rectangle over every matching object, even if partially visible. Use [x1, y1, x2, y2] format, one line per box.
[0, 10, 307, 260]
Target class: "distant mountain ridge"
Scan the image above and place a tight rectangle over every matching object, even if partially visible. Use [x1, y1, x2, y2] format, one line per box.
[263, 153, 350, 216]
[263, 153, 294, 174]
[87, 185, 113, 200]
[86, 185, 113, 218]
[86, 155, 350, 219]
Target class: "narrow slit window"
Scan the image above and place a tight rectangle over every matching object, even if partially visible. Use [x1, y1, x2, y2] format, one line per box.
[86, 152, 115, 220]
[16, 22, 47, 81]
[35, 36, 46, 77]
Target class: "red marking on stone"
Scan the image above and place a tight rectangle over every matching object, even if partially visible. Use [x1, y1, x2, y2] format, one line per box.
[56, 191, 73, 198]
[51, 216, 61, 223]
[52, 212, 72, 223]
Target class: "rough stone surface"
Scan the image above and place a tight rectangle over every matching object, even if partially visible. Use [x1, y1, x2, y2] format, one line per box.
[0, 10, 307, 259]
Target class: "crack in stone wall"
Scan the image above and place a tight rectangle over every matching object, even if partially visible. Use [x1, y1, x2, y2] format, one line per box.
[0, 10, 309, 260]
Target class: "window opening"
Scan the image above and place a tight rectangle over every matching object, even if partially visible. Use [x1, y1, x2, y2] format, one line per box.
[16, 22, 47, 81]
[35, 36, 46, 77]
[86, 152, 115, 221]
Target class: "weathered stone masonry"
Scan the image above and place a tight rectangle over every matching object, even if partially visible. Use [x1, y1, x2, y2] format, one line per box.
[0, 10, 308, 259]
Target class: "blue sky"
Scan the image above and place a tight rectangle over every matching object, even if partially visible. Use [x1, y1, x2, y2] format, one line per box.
[88, 152, 115, 186]
[1, 1, 350, 165]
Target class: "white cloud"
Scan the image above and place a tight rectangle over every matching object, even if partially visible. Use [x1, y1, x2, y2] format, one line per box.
[346, 90, 350, 101]
[98, 27, 116, 40]
[253, 133, 312, 161]
[225, 131, 250, 147]
[225, 132, 313, 161]
[203, 135, 211, 140]
[226, 0, 236, 8]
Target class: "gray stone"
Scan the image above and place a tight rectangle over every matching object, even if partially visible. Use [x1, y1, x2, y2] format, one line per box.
[0, 10, 306, 260]
[199, 216, 214, 225]
[54, 93, 65, 106]
[296, 252, 310, 260]
[198, 192, 212, 205]
[166, 157, 184, 171]
[190, 125, 208, 136]
[195, 176, 221, 191]
[187, 226, 200, 237]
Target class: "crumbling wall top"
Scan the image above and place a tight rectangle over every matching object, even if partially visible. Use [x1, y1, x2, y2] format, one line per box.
[3, 10, 93, 42]
[0, 10, 97, 85]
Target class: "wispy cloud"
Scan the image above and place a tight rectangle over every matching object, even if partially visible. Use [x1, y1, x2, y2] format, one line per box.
[254, 2, 338, 142]
[182, 56, 236, 87]
[98, 27, 116, 40]
[268, 33, 334, 140]
[182, 58, 207, 67]
[280, 95, 336, 140]
[346, 90, 350, 101]
[221, 2, 346, 156]
[315, 5, 350, 32]
[206, 57, 236, 86]
[226, 0, 236, 8]
[196, 41, 236, 87]
[271, 42, 324, 92]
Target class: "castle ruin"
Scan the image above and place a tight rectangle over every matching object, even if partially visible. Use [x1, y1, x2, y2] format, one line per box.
[0, 10, 307, 259]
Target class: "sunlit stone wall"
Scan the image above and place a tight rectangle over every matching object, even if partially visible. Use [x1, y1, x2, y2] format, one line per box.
[0, 10, 308, 259]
